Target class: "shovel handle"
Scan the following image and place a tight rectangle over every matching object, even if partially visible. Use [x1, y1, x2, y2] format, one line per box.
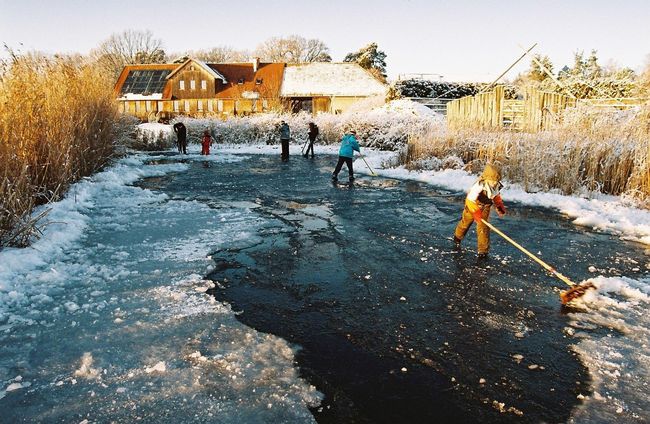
[481, 219, 576, 287]
[358, 153, 377, 176]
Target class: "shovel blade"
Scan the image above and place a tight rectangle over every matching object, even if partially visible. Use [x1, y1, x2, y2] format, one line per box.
[560, 282, 596, 305]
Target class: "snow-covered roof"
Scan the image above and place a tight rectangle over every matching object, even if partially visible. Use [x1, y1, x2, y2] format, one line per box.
[280, 63, 387, 97]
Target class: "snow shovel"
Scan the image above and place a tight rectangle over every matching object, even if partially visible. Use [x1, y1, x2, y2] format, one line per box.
[480, 219, 595, 304]
[358, 152, 377, 176]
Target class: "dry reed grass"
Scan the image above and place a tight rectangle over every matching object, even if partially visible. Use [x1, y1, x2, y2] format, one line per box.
[0, 52, 121, 248]
[403, 103, 650, 206]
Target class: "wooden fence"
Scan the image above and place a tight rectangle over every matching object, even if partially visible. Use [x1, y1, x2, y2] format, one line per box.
[446, 86, 645, 132]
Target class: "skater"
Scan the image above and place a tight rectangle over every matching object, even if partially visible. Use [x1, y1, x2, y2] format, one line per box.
[453, 164, 507, 258]
[304, 122, 319, 158]
[201, 129, 213, 155]
[279, 120, 290, 161]
[331, 129, 360, 182]
[173, 122, 187, 154]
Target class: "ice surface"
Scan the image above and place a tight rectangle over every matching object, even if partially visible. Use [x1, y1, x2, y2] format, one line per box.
[0, 153, 321, 422]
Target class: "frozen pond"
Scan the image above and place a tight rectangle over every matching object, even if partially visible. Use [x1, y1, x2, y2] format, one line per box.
[1, 148, 648, 423]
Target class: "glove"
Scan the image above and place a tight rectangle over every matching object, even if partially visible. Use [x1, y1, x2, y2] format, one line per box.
[472, 209, 483, 224]
[494, 195, 506, 217]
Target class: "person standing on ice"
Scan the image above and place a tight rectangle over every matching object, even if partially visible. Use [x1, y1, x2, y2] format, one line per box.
[201, 129, 213, 155]
[453, 164, 507, 258]
[304, 122, 319, 158]
[279, 120, 291, 161]
[331, 129, 361, 182]
[173, 122, 187, 154]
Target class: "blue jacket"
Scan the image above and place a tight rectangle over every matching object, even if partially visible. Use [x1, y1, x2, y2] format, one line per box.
[338, 134, 360, 158]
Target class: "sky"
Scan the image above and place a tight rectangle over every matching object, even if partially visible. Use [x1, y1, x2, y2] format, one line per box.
[1, 0, 649, 82]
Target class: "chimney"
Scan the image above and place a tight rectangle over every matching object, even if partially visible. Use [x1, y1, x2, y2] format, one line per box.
[252, 57, 260, 73]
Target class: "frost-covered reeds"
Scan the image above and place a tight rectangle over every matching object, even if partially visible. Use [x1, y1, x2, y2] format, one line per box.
[403, 104, 650, 205]
[0, 53, 122, 248]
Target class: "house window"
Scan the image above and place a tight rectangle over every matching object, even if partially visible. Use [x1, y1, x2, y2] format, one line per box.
[157, 101, 163, 111]
[146, 101, 152, 112]
[179, 80, 185, 90]
[190, 80, 196, 90]
[255, 78, 263, 85]
[135, 101, 141, 113]
[262, 99, 269, 111]
[184, 100, 190, 112]
[197, 100, 203, 111]
[201, 80, 207, 90]
[252, 99, 257, 112]
[207, 100, 213, 112]
[217, 100, 223, 112]
[237, 78, 244, 85]
[173, 100, 179, 112]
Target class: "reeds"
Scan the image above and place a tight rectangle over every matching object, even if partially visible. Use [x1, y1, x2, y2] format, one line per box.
[0, 52, 121, 248]
[403, 104, 650, 206]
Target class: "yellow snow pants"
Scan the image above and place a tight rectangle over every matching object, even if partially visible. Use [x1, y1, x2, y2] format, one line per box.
[454, 205, 492, 254]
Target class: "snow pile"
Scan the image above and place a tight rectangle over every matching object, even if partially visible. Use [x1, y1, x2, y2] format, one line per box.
[160, 99, 443, 151]
[566, 276, 650, 422]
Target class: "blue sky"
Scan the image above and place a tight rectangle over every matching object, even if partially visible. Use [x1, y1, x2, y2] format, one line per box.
[1, 0, 648, 81]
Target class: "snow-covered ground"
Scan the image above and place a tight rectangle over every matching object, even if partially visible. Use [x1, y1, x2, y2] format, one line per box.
[0, 144, 648, 422]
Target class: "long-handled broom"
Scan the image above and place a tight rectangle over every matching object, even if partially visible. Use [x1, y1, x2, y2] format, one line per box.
[480, 219, 595, 304]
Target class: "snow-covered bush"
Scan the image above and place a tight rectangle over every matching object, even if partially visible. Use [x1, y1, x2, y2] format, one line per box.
[152, 99, 444, 151]
[133, 123, 175, 150]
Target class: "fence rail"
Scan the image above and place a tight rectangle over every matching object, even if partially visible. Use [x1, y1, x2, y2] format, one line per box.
[446, 86, 645, 132]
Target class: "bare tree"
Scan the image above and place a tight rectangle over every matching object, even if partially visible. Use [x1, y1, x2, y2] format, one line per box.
[254, 35, 331, 63]
[172, 46, 250, 63]
[91, 30, 166, 78]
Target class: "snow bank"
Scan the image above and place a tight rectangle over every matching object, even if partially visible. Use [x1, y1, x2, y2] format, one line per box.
[358, 151, 650, 246]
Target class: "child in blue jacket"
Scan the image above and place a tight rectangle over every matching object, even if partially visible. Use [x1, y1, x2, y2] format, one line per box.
[331, 130, 361, 182]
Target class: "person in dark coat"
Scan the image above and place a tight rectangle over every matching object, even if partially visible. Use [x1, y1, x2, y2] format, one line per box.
[279, 121, 291, 161]
[304, 122, 319, 158]
[173, 122, 187, 154]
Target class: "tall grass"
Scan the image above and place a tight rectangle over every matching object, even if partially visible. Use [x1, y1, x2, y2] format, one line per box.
[403, 104, 650, 206]
[0, 52, 122, 248]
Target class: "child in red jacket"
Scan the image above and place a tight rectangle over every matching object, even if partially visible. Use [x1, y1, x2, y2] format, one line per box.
[201, 129, 213, 155]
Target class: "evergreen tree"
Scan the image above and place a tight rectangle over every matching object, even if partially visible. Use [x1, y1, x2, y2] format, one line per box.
[344, 42, 387, 81]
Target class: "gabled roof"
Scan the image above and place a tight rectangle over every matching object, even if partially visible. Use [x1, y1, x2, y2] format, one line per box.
[166, 58, 227, 82]
[210, 62, 285, 99]
[280, 63, 387, 97]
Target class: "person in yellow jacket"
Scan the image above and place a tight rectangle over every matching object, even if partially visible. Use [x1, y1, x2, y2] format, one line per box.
[453, 164, 507, 258]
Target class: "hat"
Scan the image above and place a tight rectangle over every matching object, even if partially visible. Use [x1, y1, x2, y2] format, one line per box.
[481, 164, 501, 182]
